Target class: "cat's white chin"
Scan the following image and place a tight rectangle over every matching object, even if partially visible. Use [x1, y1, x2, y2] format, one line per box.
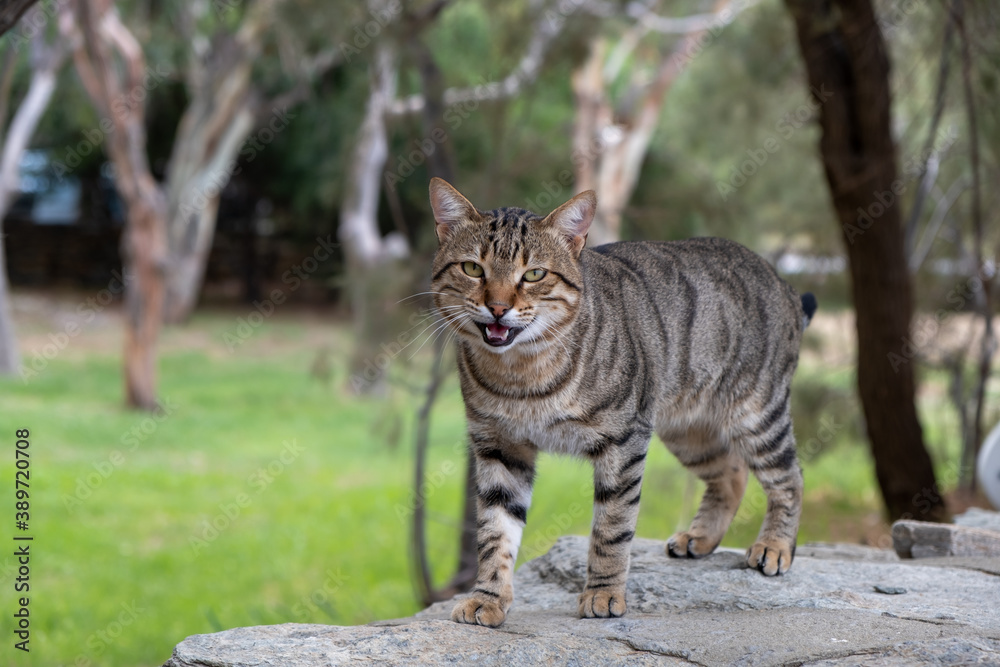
[482, 342, 515, 354]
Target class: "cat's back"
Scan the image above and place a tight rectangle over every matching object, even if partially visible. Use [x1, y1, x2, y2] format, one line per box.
[581, 237, 801, 324]
[578, 238, 805, 400]
[585, 237, 780, 286]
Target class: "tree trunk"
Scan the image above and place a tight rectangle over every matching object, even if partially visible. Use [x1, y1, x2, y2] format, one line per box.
[0, 13, 67, 375]
[339, 36, 409, 394]
[339, 40, 405, 268]
[162, 104, 255, 323]
[571, 1, 736, 245]
[161, 1, 274, 324]
[784, 0, 947, 522]
[121, 193, 167, 410]
[65, 0, 168, 410]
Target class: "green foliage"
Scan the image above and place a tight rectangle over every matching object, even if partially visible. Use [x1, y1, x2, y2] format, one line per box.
[8, 0, 993, 269]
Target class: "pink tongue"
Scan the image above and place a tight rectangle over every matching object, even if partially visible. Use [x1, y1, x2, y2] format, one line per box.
[486, 322, 510, 341]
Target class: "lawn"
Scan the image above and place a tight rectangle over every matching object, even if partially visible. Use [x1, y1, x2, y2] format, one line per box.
[0, 293, 974, 666]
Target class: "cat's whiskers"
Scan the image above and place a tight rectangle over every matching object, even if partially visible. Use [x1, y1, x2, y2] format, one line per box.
[396, 290, 451, 305]
[528, 316, 578, 358]
[441, 314, 469, 351]
[405, 314, 459, 359]
[384, 302, 470, 351]
[398, 310, 468, 358]
[426, 313, 473, 359]
[399, 305, 466, 339]
[408, 311, 470, 360]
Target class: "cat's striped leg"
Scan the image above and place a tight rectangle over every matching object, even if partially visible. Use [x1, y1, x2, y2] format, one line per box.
[579, 430, 651, 619]
[745, 404, 803, 576]
[451, 436, 536, 627]
[667, 449, 748, 558]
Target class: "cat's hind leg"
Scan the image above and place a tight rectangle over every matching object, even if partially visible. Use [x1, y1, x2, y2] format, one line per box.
[665, 443, 748, 559]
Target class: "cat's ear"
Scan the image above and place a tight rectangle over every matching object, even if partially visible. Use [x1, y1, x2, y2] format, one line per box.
[544, 190, 596, 258]
[429, 178, 480, 244]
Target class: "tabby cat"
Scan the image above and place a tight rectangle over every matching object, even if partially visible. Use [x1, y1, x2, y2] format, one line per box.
[428, 178, 816, 628]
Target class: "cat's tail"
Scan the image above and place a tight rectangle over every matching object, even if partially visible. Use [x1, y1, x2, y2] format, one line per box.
[801, 292, 818, 328]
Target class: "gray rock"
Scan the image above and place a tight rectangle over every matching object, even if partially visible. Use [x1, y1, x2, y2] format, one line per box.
[873, 585, 907, 595]
[892, 519, 1000, 558]
[954, 507, 1000, 533]
[795, 542, 900, 563]
[163, 536, 1000, 667]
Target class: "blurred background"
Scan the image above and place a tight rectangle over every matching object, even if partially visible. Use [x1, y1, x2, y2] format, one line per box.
[0, 0, 997, 664]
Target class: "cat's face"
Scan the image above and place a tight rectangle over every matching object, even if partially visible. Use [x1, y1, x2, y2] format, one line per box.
[429, 178, 596, 355]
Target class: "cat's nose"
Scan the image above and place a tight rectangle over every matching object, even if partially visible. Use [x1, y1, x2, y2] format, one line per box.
[488, 303, 510, 319]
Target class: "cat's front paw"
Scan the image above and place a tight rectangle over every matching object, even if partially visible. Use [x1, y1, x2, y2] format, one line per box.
[578, 587, 627, 618]
[451, 596, 507, 627]
[666, 531, 719, 558]
[746, 539, 794, 576]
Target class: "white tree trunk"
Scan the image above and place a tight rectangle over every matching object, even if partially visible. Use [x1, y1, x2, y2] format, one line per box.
[339, 33, 409, 395]
[338, 40, 407, 266]
[0, 22, 66, 375]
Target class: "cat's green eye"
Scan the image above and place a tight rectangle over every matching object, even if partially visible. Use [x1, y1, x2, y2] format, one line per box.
[522, 268, 547, 283]
[462, 261, 484, 278]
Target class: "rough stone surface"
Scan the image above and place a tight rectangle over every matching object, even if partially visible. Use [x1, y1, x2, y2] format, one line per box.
[163, 536, 1000, 666]
[955, 507, 1000, 533]
[892, 519, 1000, 559]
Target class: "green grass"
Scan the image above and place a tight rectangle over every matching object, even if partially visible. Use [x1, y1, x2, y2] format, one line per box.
[0, 306, 973, 666]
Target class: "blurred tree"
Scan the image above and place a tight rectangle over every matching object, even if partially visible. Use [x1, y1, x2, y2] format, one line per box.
[337, 7, 409, 400]
[572, 0, 745, 245]
[160, 0, 281, 323]
[0, 0, 38, 37]
[783, 0, 948, 522]
[63, 0, 167, 410]
[60, 0, 349, 405]
[162, 0, 343, 323]
[0, 11, 67, 375]
[338, 37, 407, 268]
[953, 0, 995, 493]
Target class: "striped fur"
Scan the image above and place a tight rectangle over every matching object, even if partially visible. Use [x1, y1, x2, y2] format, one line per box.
[429, 178, 814, 627]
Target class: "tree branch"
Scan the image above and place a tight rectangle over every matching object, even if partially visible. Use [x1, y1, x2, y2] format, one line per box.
[0, 0, 39, 37]
[410, 336, 451, 606]
[388, 0, 577, 116]
[626, 0, 757, 34]
[904, 2, 955, 258]
[909, 176, 968, 273]
[954, 0, 994, 492]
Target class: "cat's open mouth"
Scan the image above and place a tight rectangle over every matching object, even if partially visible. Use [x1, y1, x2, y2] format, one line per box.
[477, 322, 523, 347]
